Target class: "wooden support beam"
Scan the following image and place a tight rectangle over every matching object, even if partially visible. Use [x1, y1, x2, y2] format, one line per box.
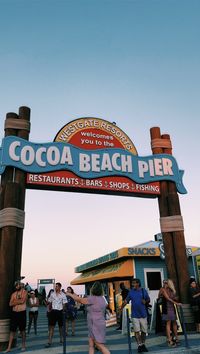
[0, 182, 21, 318]
[150, 127, 178, 288]
[150, 127, 189, 303]
[0, 107, 31, 350]
[14, 106, 31, 281]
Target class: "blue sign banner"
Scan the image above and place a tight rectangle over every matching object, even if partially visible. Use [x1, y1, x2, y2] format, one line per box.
[0, 136, 187, 194]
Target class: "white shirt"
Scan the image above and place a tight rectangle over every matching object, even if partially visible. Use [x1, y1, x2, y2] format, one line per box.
[29, 297, 39, 312]
[49, 291, 67, 310]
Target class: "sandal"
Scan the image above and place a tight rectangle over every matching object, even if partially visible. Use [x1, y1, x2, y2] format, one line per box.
[173, 339, 180, 346]
[168, 340, 176, 347]
[45, 343, 51, 348]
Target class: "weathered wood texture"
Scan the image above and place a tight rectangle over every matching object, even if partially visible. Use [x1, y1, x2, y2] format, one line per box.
[150, 127, 189, 303]
[0, 107, 31, 319]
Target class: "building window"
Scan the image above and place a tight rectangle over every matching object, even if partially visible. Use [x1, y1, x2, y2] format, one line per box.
[146, 271, 162, 290]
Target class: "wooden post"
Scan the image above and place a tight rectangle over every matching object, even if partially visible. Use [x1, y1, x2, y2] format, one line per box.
[168, 184, 190, 303]
[150, 127, 189, 303]
[0, 182, 21, 316]
[0, 107, 31, 350]
[0, 182, 21, 349]
[0, 112, 19, 320]
[14, 106, 31, 281]
[150, 128, 178, 289]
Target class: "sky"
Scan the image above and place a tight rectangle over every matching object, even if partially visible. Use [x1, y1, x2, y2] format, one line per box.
[0, 0, 200, 293]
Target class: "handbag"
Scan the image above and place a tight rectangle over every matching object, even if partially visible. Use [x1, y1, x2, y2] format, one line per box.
[105, 312, 117, 327]
[142, 288, 151, 312]
[105, 309, 111, 320]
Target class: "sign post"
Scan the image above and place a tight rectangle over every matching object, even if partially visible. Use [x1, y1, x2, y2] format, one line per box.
[0, 107, 30, 351]
[150, 127, 191, 328]
[37, 279, 55, 290]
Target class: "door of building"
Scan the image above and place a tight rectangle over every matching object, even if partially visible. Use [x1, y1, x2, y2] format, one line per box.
[144, 268, 164, 304]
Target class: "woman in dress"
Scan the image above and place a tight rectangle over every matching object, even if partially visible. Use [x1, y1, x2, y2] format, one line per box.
[44, 288, 54, 334]
[156, 279, 168, 334]
[65, 286, 77, 336]
[189, 279, 200, 332]
[66, 281, 110, 354]
[27, 290, 39, 335]
[160, 279, 181, 347]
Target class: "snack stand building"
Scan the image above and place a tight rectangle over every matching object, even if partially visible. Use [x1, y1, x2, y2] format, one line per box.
[71, 237, 199, 310]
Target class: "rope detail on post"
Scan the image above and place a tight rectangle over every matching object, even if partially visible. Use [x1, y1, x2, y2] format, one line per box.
[160, 215, 184, 232]
[151, 138, 172, 149]
[0, 319, 10, 341]
[0, 208, 25, 228]
[4, 118, 31, 132]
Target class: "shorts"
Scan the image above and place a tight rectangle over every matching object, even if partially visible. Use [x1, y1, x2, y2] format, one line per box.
[29, 310, 38, 318]
[48, 309, 63, 327]
[131, 317, 148, 333]
[10, 310, 26, 332]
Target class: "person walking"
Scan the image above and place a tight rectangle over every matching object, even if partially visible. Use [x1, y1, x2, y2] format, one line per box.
[65, 286, 77, 336]
[4, 281, 28, 352]
[156, 279, 168, 334]
[45, 282, 67, 347]
[66, 281, 110, 354]
[189, 278, 200, 332]
[121, 278, 150, 353]
[160, 278, 182, 347]
[116, 282, 129, 330]
[44, 288, 54, 334]
[27, 290, 39, 335]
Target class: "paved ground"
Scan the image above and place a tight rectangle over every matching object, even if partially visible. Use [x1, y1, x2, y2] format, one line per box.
[2, 307, 200, 353]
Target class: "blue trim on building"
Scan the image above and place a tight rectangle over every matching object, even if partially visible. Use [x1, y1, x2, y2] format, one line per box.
[135, 256, 194, 287]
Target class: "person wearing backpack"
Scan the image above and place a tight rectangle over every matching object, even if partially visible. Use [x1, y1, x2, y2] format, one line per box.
[121, 278, 150, 353]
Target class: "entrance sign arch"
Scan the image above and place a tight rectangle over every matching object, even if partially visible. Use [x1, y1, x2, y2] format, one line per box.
[0, 107, 190, 348]
[26, 117, 162, 196]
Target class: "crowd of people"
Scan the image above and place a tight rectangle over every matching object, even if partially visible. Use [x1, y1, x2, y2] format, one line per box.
[3, 276, 200, 353]
[4, 280, 109, 353]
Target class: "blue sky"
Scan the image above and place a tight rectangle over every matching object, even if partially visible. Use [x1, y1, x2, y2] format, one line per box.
[0, 0, 200, 292]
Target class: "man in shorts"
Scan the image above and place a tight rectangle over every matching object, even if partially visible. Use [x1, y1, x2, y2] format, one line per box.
[5, 281, 28, 352]
[122, 278, 150, 353]
[45, 282, 67, 347]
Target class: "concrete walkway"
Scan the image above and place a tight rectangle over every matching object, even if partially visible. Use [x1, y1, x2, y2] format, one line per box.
[2, 307, 200, 353]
